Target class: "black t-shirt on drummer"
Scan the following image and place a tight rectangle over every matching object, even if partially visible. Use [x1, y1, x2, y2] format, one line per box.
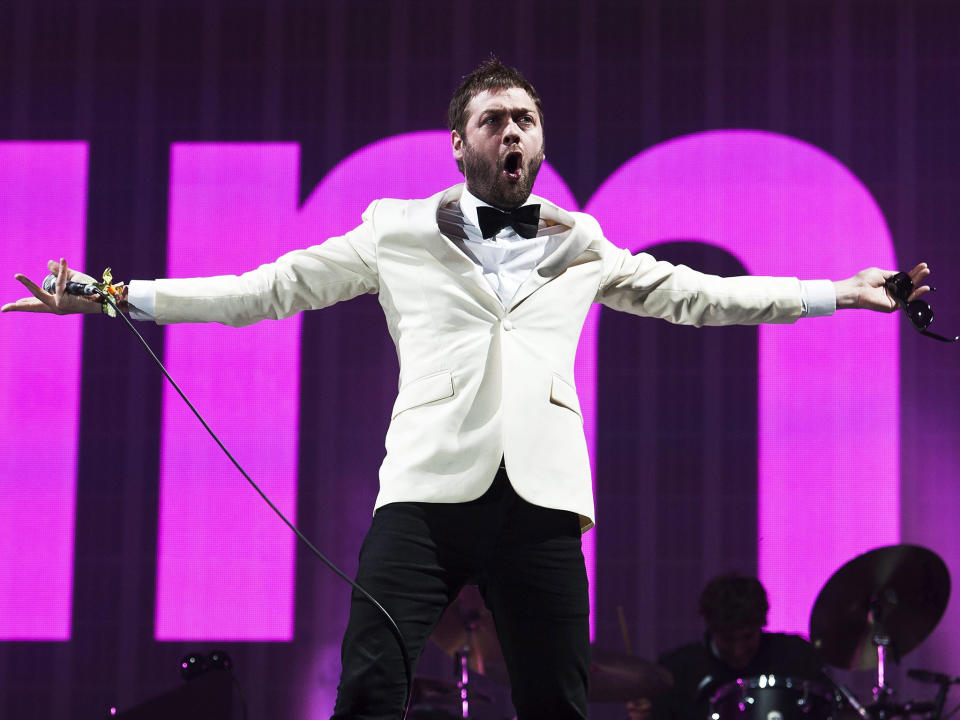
[653, 632, 826, 720]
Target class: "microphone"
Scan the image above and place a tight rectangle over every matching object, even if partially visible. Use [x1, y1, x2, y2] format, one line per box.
[908, 669, 960, 685]
[42, 273, 100, 297]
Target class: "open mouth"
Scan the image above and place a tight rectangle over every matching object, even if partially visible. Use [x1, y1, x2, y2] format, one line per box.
[503, 151, 523, 181]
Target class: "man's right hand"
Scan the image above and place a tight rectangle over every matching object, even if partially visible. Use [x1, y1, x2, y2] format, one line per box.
[2, 258, 104, 315]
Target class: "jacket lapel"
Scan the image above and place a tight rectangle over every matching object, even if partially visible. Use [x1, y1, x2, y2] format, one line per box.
[507, 197, 591, 311]
[412, 185, 503, 311]
[411, 185, 592, 313]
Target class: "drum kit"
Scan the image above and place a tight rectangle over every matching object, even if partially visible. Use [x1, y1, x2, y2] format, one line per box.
[408, 584, 672, 719]
[712, 545, 952, 720]
[406, 545, 953, 720]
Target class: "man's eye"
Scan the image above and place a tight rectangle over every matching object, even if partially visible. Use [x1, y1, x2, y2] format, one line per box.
[520, 116, 533, 124]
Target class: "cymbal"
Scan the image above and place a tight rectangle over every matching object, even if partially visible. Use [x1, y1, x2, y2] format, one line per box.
[809, 544, 950, 670]
[409, 676, 493, 708]
[431, 586, 673, 700]
[430, 585, 508, 682]
[588, 648, 674, 702]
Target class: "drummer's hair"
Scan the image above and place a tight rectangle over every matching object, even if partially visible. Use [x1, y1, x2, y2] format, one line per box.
[699, 574, 769, 630]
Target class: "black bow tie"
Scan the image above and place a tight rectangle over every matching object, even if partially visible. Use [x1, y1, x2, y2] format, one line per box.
[476, 204, 541, 239]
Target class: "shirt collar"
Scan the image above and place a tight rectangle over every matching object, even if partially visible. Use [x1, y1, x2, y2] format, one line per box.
[458, 186, 539, 235]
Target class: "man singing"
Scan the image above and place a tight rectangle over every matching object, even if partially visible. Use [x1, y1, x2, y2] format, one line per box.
[3, 58, 931, 719]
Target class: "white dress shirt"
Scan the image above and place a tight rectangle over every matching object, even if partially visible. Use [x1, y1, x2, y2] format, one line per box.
[456, 187, 567, 305]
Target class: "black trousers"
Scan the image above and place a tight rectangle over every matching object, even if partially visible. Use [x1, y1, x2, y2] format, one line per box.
[331, 468, 590, 719]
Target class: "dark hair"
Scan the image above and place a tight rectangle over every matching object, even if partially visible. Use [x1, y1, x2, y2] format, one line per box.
[447, 57, 544, 139]
[698, 574, 769, 631]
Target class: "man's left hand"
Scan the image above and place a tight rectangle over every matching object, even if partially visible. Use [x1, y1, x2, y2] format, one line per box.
[834, 262, 931, 311]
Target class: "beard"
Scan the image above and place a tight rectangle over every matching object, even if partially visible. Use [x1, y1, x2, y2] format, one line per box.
[461, 140, 544, 209]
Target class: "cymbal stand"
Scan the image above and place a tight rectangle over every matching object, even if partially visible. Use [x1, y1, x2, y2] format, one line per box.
[870, 598, 896, 717]
[822, 668, 871, 720]
[454, 612, 481, 720]
[454, 646, 471, 720]
[931, 679, 950, 720]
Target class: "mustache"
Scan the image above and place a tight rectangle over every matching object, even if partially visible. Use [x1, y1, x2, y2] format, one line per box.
[499, 145, 543, 168]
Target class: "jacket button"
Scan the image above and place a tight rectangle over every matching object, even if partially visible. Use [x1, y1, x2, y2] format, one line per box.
[502, 319, 514, 331]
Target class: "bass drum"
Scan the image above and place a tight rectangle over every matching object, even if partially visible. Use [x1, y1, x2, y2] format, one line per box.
[709, 675, 840, 720]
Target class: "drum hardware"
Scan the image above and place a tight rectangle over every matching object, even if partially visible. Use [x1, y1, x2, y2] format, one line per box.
[863, 699, 939, 720]
[428, 586, 673, 709]
[809, 545, 950, 674]
[427, 586, 502, 719]
[709, 675, 841, 720]
[905, 669, 960, 720]
[587, 648, 674, 702]
[820, 668, 871, 720]
[868, 597, 895, 706]
[601, 605, 676, 702]
[809, 545, 953, 720]
[406, 676, 493, 720]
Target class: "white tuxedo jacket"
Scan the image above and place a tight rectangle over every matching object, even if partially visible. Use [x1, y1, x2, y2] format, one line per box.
[152, 184, 803, 530]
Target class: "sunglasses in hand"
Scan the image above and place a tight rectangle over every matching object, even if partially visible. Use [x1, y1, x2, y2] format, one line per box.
[884, 272, 958, 343]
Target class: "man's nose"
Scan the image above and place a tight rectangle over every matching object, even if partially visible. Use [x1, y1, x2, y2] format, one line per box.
[502, 119, 521, 143]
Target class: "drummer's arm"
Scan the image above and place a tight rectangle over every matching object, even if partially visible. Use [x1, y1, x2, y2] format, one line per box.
[628, 698, 653, 720]
[641, 652, 686, 720]
[647, 686, 684, 720]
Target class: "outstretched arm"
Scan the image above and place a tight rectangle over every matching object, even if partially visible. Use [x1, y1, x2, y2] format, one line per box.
[2, 258, 115, 315]
[833, 262, 931, 311]
[597, 232, 934, 326]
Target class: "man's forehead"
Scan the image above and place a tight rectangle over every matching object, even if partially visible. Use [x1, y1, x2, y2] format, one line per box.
[467, 87, 538, 117]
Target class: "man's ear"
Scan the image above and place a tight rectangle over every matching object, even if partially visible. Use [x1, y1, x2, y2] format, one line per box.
[451, 130, 464, 163]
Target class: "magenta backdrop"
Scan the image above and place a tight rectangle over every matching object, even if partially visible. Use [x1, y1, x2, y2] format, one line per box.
[0, 142, 87, 640]
[156, 144, 304, 640]
[3, 3, 959, 715]
[581, 131, 899, 633]
[3, 131, 898, 651]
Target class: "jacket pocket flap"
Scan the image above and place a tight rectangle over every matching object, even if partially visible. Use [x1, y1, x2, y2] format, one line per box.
[392, 370, 455, 419]
[550, 374, 582, 418]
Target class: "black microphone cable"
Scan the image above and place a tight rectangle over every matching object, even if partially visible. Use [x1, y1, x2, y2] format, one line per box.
[93, 288, 413, 716]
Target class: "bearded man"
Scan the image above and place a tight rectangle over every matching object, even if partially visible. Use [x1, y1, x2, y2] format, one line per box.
[3, 58, 931, 719]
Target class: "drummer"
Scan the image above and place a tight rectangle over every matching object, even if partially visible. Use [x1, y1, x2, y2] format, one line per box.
[628, 573, 824, 720]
